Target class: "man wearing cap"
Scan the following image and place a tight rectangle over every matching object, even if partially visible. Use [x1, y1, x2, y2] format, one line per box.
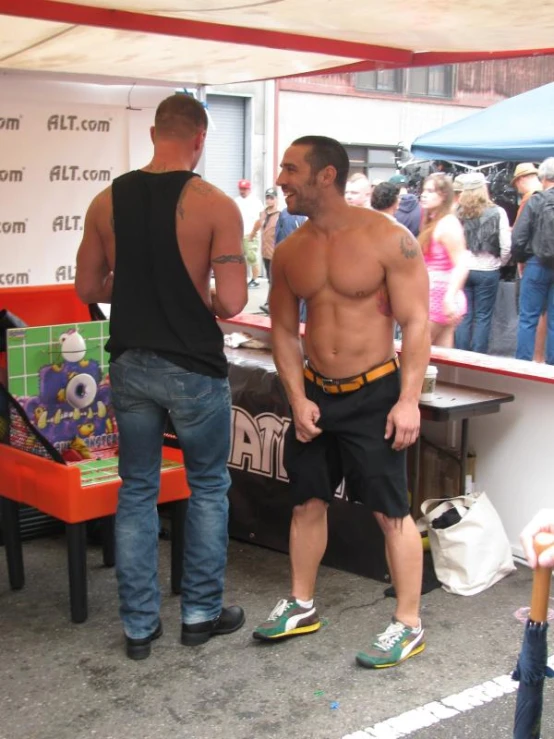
[512, 157, 554, 365]
[512, 163, 542, 221]
[234, 179, 264, 287]
[250, 188, 281, 284]
[390, 174, 422, 237]
[251, 188, 281, 312]
[512, 163, 545, 361]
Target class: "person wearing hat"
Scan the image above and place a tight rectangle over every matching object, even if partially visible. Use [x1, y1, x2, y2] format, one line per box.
[512, 164, 545, 361]
[512, 157, 554, 365]
[454, 172, 511, 354]
[234, 179, 263, 287]
[512, 163, 542, 221]
[250, 188, 281, 311]
[451, 174, 467, 210]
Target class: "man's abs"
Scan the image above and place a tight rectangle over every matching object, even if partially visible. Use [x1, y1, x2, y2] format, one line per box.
[304, 298, 395, 379]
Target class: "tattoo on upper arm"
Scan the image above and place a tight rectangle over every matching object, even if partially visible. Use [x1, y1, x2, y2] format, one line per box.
[110, 214, 115, 234]
[212, 254, 246, 264]
[399, 233, 419, 259]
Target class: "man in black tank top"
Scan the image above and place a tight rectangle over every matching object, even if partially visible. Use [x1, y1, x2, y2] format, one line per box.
[76, 94, 247, 659]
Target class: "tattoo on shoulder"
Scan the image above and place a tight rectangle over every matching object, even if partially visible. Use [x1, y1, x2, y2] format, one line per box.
[212, 254, 245, 265]
[177, 179, 216, 220]
[177, 189, 185, 220]
[399, 233, 419, 259]
[188, 179, 215, 197]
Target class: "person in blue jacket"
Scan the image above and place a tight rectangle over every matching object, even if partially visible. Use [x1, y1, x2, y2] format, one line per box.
[390, 175, 422, 237]
[260, 208, 308, 316]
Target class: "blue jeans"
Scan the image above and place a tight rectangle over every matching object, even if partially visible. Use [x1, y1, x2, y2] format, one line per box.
[455, 269, 500, 354]
[109, 349, 232, 639]
[516, 257, 554, 364]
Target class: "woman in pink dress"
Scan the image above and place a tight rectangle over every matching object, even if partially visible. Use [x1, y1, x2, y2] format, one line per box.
[419, 173, 469, 348]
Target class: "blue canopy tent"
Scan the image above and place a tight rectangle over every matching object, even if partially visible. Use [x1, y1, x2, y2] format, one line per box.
[411, 82, 554, 163]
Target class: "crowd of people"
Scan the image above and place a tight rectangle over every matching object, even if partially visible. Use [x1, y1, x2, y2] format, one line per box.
[335, 161, 554, 360]
[74, 93, 551, 672]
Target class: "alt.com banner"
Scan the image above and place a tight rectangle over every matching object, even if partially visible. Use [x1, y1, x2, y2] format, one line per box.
[0, 103, 127, 287]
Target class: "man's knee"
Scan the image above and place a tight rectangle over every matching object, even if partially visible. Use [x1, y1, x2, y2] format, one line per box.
[293, 497, 327, 523]
[374, 511, 411, 536]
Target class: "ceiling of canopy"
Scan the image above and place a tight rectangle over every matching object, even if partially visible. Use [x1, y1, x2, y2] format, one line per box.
[1, 0, 554, 86]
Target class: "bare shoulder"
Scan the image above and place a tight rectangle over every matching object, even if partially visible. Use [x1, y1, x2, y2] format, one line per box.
[181, 176, 240, 218]
[185, 177, 233, 205]
[378, 217, 423, 266]
[88, 185, 112, 215]
[436, 212, 463, 235]
[86, 186, 113, 236]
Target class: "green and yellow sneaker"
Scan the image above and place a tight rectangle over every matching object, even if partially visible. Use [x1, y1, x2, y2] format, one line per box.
[253, 598, 321, 641]
[356, 617, 425, 669]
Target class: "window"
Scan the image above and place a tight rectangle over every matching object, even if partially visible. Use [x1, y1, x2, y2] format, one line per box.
[406, 65, 453, 98]
[343, 144, 397, 180]
[354, 69, 402, 93]
[354, 65, 454, 98]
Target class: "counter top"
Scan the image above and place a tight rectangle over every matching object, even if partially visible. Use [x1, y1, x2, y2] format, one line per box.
[220, 313, 554, 386]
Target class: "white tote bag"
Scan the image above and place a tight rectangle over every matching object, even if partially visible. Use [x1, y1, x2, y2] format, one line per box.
[421, 492, 516, 596]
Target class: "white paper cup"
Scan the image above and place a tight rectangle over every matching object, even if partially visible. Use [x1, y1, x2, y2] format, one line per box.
[420, 365, 438, 401]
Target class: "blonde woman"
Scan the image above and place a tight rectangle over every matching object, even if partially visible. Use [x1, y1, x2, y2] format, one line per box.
[454, 173, 511, 353]
[419, 173, 468, 347]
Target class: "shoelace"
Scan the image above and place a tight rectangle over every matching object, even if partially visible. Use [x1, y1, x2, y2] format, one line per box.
[267, 598, 293, 621]
[373, 621, 406, 651]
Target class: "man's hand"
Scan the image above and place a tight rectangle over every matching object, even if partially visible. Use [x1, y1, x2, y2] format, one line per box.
[385, 399, 420, 450]
[291, 397, 322, 443]
[520, 509, 554, 569]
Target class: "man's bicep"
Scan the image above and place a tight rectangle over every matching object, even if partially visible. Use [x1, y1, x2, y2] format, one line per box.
[75, 201, 111, 302]
[386, 228, 429, 326]
[211, 199, 247, 315]
[211, 199, 244, 262]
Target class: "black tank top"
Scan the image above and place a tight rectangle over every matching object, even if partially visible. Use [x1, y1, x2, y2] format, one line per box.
[106, 170, 227, 378]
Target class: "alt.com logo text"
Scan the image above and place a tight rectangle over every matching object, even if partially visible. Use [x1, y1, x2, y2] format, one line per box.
[0, 271, 29, 286]
[0, 220, 26, 234]
[50, 165, 112, 182]
[0, 116, 21, 131]
[0, 168, 24, 182]
[47, 115, 111, 133]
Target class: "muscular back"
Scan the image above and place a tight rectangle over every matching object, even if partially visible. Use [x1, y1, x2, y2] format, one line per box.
[79, 172, 245, 317]
[272, 207, 427, 378]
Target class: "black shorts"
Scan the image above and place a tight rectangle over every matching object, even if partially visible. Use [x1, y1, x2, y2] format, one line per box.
[284, 368, 409, 518]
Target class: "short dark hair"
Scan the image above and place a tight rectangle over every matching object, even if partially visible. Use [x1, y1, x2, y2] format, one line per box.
[371, 182, 400, 211]
[154, 94, 208, 139]
[292, 135, 350, 195]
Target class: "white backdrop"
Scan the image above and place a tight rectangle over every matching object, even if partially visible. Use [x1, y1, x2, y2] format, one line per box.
[0, 99, 127, 286]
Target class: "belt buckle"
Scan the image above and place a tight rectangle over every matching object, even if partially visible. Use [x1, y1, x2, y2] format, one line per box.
[320, 376, 340, 394]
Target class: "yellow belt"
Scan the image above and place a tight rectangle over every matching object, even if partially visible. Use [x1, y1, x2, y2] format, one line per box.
[303, 356, 399, 394]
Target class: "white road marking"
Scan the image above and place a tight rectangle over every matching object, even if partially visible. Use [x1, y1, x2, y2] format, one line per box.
[342, 654, 554, 739]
